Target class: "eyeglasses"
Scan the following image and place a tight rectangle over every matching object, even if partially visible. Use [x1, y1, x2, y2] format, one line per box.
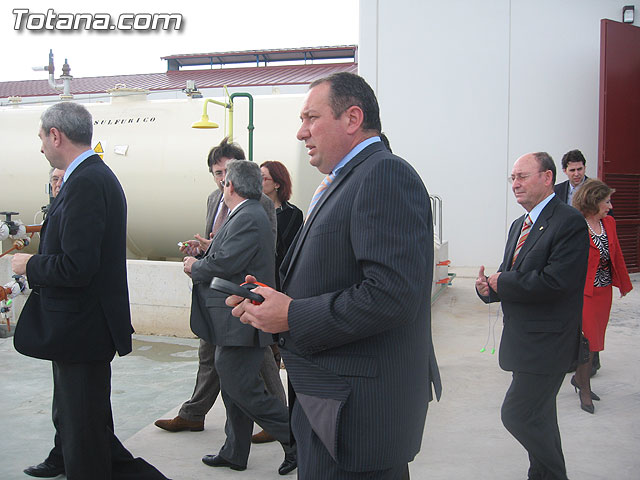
[508, 171, 547, 184]
[262, 176, 273, 182]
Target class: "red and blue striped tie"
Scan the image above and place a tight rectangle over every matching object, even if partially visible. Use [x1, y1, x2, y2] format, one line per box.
[511, 214, 532, 266]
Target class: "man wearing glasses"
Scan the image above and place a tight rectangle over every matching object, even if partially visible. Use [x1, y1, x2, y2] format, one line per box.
[49, 167, 65, 199]
[476, 152, 589, 480]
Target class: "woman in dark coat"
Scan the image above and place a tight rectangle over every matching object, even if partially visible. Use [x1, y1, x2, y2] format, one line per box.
[260, 161, 304, 290]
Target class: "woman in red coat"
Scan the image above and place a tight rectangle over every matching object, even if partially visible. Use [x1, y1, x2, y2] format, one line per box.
[572, 179, 633, 414]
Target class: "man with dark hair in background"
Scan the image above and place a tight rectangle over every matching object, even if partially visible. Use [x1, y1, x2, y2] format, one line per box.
[554, 149, 588, 206]
[229, 72, 441, 479]
[183, 159, 296, 475]
[12, 102, 167, 479]
[554, 148, 603, 376]
[476, 151, 589, 480]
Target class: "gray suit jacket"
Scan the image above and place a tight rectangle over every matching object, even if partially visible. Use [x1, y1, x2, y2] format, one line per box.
[277, 141, 441, 471]
[190, 199, 275, 347]
[205, 189, 277, 241]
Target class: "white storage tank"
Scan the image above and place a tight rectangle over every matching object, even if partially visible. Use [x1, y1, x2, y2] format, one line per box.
[1, 90, 323, 259]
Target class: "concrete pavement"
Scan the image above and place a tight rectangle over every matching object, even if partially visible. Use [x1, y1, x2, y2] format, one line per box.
[1, 272, 639, 479]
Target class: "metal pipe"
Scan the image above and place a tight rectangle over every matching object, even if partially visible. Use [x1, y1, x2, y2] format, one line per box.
[230, 92, 254, 162]
[44, 50, 73, 99]
[192, 89, 254, 161]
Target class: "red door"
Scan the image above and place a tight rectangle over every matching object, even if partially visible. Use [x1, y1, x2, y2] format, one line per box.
[598, 19, 640, 273]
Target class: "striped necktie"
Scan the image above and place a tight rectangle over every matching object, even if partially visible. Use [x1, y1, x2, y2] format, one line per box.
[211, 201, 229, 236]
[511, 214, 532, 266]
[306, 172, 336, 221]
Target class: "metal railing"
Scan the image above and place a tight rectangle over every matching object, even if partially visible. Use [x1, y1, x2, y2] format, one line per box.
[430, 194, 443, 244]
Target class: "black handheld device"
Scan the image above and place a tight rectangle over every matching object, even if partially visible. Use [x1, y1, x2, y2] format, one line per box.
[209, 277, 265, 303]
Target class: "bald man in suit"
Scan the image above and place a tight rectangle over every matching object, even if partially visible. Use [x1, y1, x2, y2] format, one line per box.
[477, 152, 589, 480]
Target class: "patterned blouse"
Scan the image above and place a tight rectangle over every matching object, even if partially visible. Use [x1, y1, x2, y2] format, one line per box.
[588, 220, 612, 287]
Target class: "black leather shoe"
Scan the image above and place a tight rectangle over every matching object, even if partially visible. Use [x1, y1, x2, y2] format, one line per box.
[202, 454, 246, 471]
[278, 452, 297, 475]
[23, 461, 65, 478]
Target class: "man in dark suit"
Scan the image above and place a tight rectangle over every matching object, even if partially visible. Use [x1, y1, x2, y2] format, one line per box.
[11, 102, 167, 479]
[553, 149, 587, 206]
[229, 72, 441, 479]
[476, 152, 589, 480]
[155, 138, 285, 435]
[554, 149, 606, 376]
[183, 159, 295, 475]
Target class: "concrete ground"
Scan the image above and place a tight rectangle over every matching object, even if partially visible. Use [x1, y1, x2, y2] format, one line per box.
[1, 272, 639, 479]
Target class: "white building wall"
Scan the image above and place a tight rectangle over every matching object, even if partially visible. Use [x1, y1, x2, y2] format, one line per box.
[359, 0, 634, 267]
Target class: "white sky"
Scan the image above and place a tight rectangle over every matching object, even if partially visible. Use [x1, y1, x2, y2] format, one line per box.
[1, 1, 359, 82]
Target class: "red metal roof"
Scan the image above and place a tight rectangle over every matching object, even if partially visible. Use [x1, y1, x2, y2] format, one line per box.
[0, 62, 357, 99]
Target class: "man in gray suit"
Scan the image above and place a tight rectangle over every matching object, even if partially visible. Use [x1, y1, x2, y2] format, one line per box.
[155, 138, 285, 435]
[183, 159, 296, 475]
[229, 73, 441, 479]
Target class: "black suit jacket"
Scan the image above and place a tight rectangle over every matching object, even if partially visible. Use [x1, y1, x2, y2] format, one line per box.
[14, 154, 132, 362]
[553, 176, 588, 204]
[278, 141, 441, 471]
[479, 196, 589, 373]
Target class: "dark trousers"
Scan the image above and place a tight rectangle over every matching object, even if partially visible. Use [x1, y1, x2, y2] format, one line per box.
[50, 361, 167, 480]
[291, 401, 409, 480]
[214, 345, 293, 467]
[501, 371, 568, 480]
[179, 339, 286, 421]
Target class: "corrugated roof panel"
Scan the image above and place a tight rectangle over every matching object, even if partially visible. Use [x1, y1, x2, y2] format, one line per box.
[0, 63, 357, 99]
[161, 45, 357, 68]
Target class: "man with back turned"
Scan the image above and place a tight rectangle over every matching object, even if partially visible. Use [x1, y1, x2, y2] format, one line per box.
[11, 102, 167, 480]
[183, 159, 295, 475]
[228, 72, 441, 479]
[476, 152, 589, 480]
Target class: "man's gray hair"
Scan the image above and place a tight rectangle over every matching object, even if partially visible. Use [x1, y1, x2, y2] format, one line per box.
[40, 102, 93, 146]
[225, 160, 262, 201]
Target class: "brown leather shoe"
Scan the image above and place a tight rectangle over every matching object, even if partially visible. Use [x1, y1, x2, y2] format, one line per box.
[154, 415, 204, 432]
[251, 429, 276, 443]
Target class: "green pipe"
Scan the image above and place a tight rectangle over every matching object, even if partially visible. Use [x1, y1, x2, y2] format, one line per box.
[230, 92, 255, 162]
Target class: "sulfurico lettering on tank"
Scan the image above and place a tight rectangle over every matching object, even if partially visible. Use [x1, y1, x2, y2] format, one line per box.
[94, 117, 156, 126]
